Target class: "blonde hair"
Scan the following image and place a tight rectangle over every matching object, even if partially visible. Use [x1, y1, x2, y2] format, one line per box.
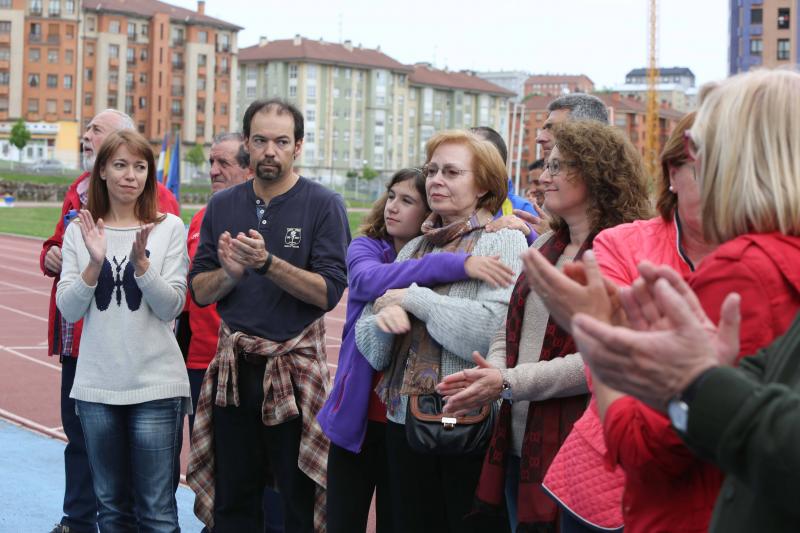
[691, 68, 800, 243]
[424, 130, 508, 214]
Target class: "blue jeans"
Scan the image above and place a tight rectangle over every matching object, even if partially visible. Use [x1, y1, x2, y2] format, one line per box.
[76, 398, 184, 533]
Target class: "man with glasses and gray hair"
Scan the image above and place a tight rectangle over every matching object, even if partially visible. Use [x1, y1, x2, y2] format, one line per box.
[40, 109, 181, 533]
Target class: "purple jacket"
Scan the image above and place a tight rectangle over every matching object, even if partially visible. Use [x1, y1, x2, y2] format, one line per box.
[317, 236, 470, 452]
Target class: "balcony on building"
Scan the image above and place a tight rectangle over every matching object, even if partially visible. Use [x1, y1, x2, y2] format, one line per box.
[216, 66, 230, 76]
[46, 33, 60, 44]
[171, 86, 184, 97]
[48, 6, 60, 17]
[172, 38, 184, 47]
[29, 33, 43, 43]
[127, 56, 136, 67]
[216, 43, 230, 53]
[172, 61, 184, 71]
[128, 32, 137, 42]
[126, 81, 135, 91]
[30, 6, 43, 16]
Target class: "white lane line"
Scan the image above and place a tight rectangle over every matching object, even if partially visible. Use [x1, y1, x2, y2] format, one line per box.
[0, 408, 66, 442]
[3, 253, 42, 267]
[6, 346, 49, 350]
[0, 264, 47, 278]
[0, 346, 61, 371]
[0, 281, 50, 296]
[0, 304, 48, 322]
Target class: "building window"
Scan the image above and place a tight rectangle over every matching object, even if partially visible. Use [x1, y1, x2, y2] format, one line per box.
[140, 48, 148, 61]
[86, 16, 95, 32]
[139, 72, 147, 83]
[0, 96, 10, 112]
[0, 21, 10, 33]
[65, 49, 73, 64]
[127, 22, 136, 39]
[126, 47, 135, 64]
[46, 98, 57, 113]
[307, 64, 317, 79]
[108, 94, 117, 108]
[30, 0, 43, 14]
[750, 38, 763, 55]
[246, 86, 256, 98]
[198, 77, 206, 90]
[109, 20, 120, 34]
[307, 85, 316, 98]
[198, 30, 208, 43]
[63, 74, 72, 88]
[109, 44, 119, 58]
[65, 0, 74, 13]
[139, 96, 146, 108]
[198, 54, 207, 66]
[0, 0, 10, 7]
[289, 64, 298, 79]
[84, 92, 92, 105]
[28, 73, 40, 87]
[220, 103, 227, 115]
[777, 38, 791, 60]
[138, 122, 145, 133]
[333, 88, 340, 98]
[307, 109, 315, 122]
[47, 0, 60, 16]
[29, 48, 41, 62]
[86, 43, 94, 56]
[171, 27, 184, 45]
[141, 23, 148, 36]
[750, 7, 763, 24]
[0, 71, 9, 85]
[778, 8, 791, 29]
[28, 98, 39, 113]
[84, 67, 92, 81]
[289, 85, 297, 97]
[108, 69, 118, 84]
[63, 99, 72, 114]
[306, 131, 315, 143]
[47, 49, 58, 63]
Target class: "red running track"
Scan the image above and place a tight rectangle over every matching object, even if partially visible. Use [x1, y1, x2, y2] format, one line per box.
[0, 233, 347, 470]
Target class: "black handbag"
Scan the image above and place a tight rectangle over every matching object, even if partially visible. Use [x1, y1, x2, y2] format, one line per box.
[405, 393, 497, 456]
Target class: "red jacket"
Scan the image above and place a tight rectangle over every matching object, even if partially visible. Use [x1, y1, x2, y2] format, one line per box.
[543, 217, 693, 529]
[603, 231, 800, 533]
[185, 207, 220, 369]
[41, 172, 180, 357]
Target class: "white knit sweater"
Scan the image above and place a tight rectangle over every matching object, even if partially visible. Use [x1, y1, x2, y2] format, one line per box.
[57, 214, 191, 407]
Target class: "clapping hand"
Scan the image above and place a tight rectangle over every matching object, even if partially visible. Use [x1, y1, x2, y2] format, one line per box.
[522, 249, 622, 333]
[130, 223, 154, 276]
[77, 209, 106, 266]
[513, 208, 550, 236]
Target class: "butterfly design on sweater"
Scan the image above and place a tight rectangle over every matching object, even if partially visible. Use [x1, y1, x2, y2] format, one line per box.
[95, 250, 149, 311]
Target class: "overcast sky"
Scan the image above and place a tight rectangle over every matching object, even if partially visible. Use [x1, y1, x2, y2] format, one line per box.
[174, 0, 729, 88]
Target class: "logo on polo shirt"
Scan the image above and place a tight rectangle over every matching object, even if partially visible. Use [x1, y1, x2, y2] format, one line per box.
[285, 227, 302, 248]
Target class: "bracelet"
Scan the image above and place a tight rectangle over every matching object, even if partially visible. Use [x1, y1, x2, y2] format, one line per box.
[253, 252, 273, 276]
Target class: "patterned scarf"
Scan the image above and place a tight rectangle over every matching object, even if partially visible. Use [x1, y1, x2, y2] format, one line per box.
[377, 210, 488, 418]
[476, 228, 592, 532]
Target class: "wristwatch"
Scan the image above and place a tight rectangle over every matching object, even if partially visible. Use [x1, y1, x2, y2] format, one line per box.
[252, 252, 273, 276]
[500, 377, 513, 402]
[668, 368, 714, 433]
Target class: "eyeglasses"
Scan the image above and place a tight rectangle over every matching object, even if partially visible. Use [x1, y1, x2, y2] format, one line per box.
[422, 164, 471, 180]
[544, 158, 576, 177]
[683, 130, 698, 162]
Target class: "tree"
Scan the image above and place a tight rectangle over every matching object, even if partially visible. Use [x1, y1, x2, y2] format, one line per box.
[184, 143, 206, 179]
[361, 165, 378, 180]
[9, 119, 31, 163]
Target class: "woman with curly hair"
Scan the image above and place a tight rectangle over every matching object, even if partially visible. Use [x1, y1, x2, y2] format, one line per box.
[438, 120, 652, 532]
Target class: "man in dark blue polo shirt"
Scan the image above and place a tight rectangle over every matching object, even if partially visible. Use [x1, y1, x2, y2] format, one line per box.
[188, 98, 350, 532]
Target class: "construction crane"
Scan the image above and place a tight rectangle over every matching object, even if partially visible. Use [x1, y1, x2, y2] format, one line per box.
[644, 0, 659, 182]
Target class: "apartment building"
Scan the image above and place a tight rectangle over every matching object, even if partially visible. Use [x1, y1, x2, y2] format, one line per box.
[730, 0, 798, 74]
[477, 70, 529, 101]
[509, 93, 683, 178]
[237, 35, 513, 179]
[524, 74, 595, 97]
[0, 0, 241, 167]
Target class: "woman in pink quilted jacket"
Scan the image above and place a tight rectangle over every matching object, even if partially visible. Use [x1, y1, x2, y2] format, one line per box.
[540, 111, 717, 531]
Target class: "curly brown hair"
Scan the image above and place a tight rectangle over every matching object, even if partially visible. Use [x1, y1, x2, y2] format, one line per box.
[549, 121, 652, 235]
[359, 168, 428, 239]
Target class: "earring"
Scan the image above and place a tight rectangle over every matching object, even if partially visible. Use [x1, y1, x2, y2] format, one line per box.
[669, 185, 675, 192]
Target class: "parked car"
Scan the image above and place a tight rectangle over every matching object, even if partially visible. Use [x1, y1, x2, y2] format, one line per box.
[30, 159, 65, 174]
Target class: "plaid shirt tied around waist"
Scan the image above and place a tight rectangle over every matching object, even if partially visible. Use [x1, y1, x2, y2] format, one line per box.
[187, 318, 331, 531]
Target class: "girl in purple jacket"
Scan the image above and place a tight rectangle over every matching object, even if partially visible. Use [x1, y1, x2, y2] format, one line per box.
[318, 168, 515, 532]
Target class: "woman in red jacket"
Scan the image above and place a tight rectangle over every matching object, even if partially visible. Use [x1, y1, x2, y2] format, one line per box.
[528, 68, 800, 533]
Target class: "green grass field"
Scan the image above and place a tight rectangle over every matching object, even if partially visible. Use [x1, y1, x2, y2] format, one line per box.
[0, 206, 365, 239]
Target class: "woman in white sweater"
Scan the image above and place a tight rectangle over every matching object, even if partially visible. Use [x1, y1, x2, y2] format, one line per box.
[57, 130, 190, 532]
